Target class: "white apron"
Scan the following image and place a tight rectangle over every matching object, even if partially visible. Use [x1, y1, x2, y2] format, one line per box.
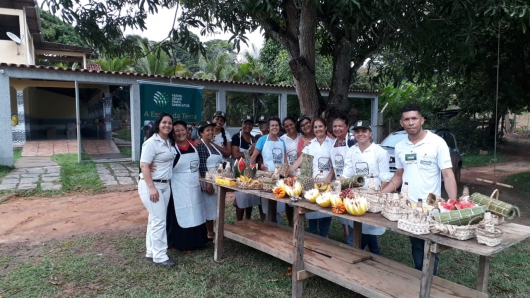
[201, 142, 224, 220]
[340, 143, 385, 235]
[261, 136, 286, 214]
[305, 138, 333, 220]
[235, 132, 261, 208]
[171, 141, 205, 228]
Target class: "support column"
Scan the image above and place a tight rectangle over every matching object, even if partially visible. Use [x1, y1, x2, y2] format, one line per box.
[216, 89, 227, 113]
[131, 82, 141, 162]
[0, 72, 14, 166]
[12, 90, 26, 146]
[370, 95, 379, 142]
[279, 93, 287, 120]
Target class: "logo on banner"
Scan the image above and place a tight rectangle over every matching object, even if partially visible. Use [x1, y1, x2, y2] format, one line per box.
[153, 91, 170, 107]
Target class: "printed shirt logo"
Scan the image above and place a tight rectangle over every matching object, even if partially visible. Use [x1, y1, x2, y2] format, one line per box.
[190, 160, 199, 172]
[334, 153, 344, 176]
[355, 161, 369, 176]
[153, 91, 170, 107]
[357, 120, 363, 126]
[287, 149, 298, 166]
[318, 157, 332, 172]
[272, 148, 283, 165]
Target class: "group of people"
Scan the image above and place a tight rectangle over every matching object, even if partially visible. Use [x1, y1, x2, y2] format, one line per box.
[138, 104, 457, 276]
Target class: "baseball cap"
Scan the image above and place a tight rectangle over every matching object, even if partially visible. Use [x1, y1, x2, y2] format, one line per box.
[352, 120, 372, 130]
[241, 115, 254, 123]
[212, 111, 227, 120]
[257, 115, 268, 124]
[198, 120, 216, 133]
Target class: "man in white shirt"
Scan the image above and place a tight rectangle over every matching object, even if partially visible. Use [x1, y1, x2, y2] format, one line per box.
[382, 104, 457, 275]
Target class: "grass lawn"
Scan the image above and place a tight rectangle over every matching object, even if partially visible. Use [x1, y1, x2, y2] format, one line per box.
[113, 129, 131, 142]
[506, 172, 530, 197]
[0, 149, 23, 179]
[118, 146, 132, 157]
[1, 203, 528, 297]
[51, 153, 103, 193]
[463, 150, 508, 167]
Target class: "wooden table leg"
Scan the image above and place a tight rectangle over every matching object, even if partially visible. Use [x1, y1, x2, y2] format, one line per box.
[419, 240, 436, 298]
[353, 221, 362, 249]
[476, 255, 490, 293]
[214, 185, 226, 261]
[292, 206, 306, 298]
[267, 199, 277, 222]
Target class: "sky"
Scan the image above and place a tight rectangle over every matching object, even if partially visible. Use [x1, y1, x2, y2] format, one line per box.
[123, 7, 265, 56]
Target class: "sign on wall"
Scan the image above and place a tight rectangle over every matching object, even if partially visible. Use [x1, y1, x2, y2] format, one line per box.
[139, 81, 203, 142]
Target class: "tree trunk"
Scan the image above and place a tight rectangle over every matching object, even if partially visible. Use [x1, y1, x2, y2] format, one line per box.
[323, 38, 358, 125]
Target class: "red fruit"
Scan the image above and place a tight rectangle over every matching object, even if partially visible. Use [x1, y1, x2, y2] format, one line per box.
[447, 199, 458, 205]
[250, 164, 258, 169]
[238, 158, 246, 172]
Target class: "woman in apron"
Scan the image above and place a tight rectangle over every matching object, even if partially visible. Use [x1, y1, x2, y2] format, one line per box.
[250, 117, 287, 223]
[342, 120, 391, 254]
[280, 116, 301, 227]
[139, 113, 176, 266]
[197, 121, 224, 240]
[166, 120, 208, 251]
[329, 116, 357, 243]
[296, 115, 315, 156]
[231, 116, 263, 221]
[290, 118, 335, 237]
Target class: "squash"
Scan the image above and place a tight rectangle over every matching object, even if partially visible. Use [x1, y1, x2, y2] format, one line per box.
[332, 203, 346, 214]
[273, 187, 286, 198]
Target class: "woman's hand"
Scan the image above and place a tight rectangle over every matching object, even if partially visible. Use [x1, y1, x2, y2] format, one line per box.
[148, 186, 159, 202]
[302, 138, 311, 148]
[149, 162, 157, 172]
[261, 164, 268, 172]
[194, 138, 203, 146]
[206, 182, 215, 195]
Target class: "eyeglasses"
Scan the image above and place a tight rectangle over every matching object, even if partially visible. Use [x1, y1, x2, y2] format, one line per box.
[300, 121, 312, 128]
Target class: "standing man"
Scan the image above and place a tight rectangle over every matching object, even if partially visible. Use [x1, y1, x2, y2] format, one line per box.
[255, 116, 269, 139]
[381, 104, 457, 275]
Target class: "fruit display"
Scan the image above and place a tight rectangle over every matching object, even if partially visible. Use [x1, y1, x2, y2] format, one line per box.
[438, 199, 477, 212]
[316, 194, 331, 208]
[277, 177, 302, 197]
[215, 176, 237, 186]
[273, 187, 286, 198]
[332, 202, 346, 214]
[344, 196, 369, 216]
[304, 189, 320, 203]
[233, 151, 258, 178]
[329, 193, 343, 206]
[314, 183, 331, 192]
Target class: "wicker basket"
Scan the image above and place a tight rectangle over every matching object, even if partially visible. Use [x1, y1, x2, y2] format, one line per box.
[429, 220, 478, 241]
[255, 170, 273, 178]
[398, 218, 430, 235]
[236, 180, 262, 190]
[476, 225, 503, 247]
[259, 177, 276, 192]
[222, 172, 236, 179]
[491, 214, 505, 225]
[382, 206, 410, 221]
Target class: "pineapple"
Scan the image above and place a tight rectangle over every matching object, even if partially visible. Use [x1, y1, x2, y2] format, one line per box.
[243, 151, 256, 178]
[300, 177, 315, 191]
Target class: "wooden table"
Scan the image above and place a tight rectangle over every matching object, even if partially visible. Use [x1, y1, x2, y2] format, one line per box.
[211, 183, 530, 298]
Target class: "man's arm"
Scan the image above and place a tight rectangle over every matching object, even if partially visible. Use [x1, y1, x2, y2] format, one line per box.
[441, 168, 458, 201]
[381, 168, 403, 193]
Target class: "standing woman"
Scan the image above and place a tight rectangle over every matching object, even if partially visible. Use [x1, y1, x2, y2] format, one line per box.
[281, 116, 301, 226]
[196, 121, 224, 240]
[290, 118, 335, 237]
[250, 117, 287, 222]
[231, 116, 263, 221]
[167, 120, 207, 251]
[138, 113, 176, 267]
[343, 120, 391, 254]
[296, 116, 315, 156]
[329, 116, 357, 242]
[211, 111, 232, 161]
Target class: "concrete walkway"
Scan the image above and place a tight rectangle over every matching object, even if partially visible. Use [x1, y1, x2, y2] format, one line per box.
[96, 162, 139, 190]
[0, 166, 62, 191]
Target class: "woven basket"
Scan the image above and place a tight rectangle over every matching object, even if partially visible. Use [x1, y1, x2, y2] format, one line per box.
[429, 219, 479, 241]
[236, 180, 262, 190]
[255, 170, 273, 178]
[398, 218, 430, 235]
[222, 172, 236, 179]
[476, 225, 503, 247]
[382, 206, 409, 221]
[259, 177, 276, 192]
[278, 163, 290, 178]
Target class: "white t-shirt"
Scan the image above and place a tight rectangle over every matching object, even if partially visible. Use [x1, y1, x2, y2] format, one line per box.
[281, 133, 301, 166]
[342, 143, 390, 189]
[395, 130, 452, 203]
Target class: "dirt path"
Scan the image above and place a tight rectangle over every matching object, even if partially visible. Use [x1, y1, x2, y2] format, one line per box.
[1, 134, 529, 245]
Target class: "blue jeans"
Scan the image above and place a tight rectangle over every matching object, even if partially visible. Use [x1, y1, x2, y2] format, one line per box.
[308, 218, 332, 237]
[347, 225, 381, 255]
[410, 236, 438, 275]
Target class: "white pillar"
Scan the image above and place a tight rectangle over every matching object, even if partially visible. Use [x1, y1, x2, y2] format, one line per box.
[371, 95, 379, 143]
[216, 89, 226, 112]
[278, 93, 288, 120]
[11, 89, 27, 146]
[131, 82, 141, 161]
[0, 71, 14, 166]
[75, 81, 82, 163]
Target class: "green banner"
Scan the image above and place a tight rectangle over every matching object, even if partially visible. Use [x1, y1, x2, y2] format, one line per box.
[139, 81, 203, 141]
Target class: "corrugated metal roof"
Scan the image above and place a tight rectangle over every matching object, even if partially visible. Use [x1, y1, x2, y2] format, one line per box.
[0, 62, 380, 94]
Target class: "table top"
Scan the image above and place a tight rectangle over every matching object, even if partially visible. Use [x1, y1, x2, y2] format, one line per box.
[212, 182, 530, 256]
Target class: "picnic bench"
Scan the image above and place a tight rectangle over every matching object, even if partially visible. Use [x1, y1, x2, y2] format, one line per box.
[210, 183, 530, 298]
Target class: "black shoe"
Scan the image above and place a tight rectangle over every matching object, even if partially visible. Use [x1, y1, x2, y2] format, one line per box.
[157, 259, 175, 267]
